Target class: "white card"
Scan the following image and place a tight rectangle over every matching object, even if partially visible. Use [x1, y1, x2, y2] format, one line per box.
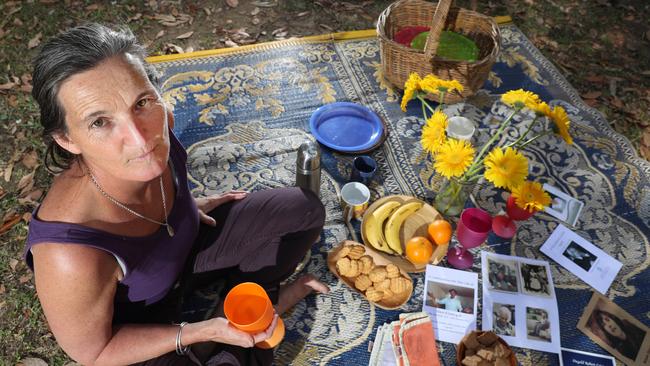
[540, 224, 622, 294]
[422, 265, 478, 344]
[543, 184, 584, 227]
[481, 252, 561, 354]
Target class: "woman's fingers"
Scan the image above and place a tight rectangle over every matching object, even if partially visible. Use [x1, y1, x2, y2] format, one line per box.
[206, 191, 248, 210]
[252, 314, 279, 344]
[198, 210, 217, 226]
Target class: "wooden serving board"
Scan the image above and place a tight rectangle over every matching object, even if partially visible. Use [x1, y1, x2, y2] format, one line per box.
[360, 195, 446, 273]
[327, 240, 413, 310]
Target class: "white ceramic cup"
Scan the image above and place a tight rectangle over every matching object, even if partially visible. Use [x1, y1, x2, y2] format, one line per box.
[340, 182, 371, 221]
[447, 116, 476, 141]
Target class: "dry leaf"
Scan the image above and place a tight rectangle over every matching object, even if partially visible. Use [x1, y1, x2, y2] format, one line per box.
[251, 7, 260, 16]
[18, 170, 35, 192]
[0, 82, 16, 90]
[17, 358, 47, 366]
[224, 39, 239, 47]
[274, 31, 288, 38]
[297, 11, 310, 17]
[9, 258, 19, 271]
[85, 4, 99, 11]
[581, 91, 602, 99]
[154, 13, 176, 22]
[271, 27, 286, 36]
[19, 273, 33, 284]
[0, 284, 5, 295]
[252, 17, 260, 25]
[610, 97, 624, 109]
[13, 18, 24, 26]
[155, 30, 165, 39]
[0, 216, 21, 235]
[163, 43, 184, 54]
[21, 150, 39, 169]
[4, 161, 13, 182]
[203, 7, 212, 15]
[28, 32, 42, 49]
[22, 212, 32, 222]
[226, 0, 239, 7]
[176, 31, 194, 39]
[585, 75, 605, 83]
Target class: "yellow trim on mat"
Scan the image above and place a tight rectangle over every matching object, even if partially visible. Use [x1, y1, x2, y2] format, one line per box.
[146, 16, 512, 64]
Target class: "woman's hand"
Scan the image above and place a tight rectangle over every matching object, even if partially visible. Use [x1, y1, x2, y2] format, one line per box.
[195, 191, 248, 226]
[203, 315, 279, 348]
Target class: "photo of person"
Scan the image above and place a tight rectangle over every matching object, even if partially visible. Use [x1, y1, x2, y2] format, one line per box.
[526, 307, 552, 342]
[543, 184, 585, 226]
[487, 257, 519, 293]
[493, 303, 516, 337]
[519, 263, 551, 296]
[563, 241, 598, 272]
[578, 293, 650, 365]
[425, 281, 475, 314]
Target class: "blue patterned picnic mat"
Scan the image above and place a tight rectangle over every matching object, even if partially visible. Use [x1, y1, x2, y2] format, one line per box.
[151, 23, 650, 365]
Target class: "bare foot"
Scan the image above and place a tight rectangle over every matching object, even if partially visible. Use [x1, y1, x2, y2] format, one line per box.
[274, 274, 330, 315]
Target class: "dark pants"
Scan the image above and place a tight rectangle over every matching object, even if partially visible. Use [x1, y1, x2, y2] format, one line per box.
[131, 187, 325, 366]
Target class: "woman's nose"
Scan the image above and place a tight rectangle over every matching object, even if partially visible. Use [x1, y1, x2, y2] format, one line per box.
[121, 118, 148, 146]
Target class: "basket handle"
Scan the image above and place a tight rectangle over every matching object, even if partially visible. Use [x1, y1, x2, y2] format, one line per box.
[423, 0, 453, 59]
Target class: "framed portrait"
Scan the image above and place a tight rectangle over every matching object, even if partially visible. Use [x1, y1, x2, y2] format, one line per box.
[577, 293, 650, 365]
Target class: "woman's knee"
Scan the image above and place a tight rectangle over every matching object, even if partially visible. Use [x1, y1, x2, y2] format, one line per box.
[275, 187, 325, 229]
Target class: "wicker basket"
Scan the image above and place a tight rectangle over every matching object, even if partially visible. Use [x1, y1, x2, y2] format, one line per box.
[377, 0, 500, 103]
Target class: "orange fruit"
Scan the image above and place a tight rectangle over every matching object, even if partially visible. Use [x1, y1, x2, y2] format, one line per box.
[428, 219, 452, 245]
[405, 236, 434, 265]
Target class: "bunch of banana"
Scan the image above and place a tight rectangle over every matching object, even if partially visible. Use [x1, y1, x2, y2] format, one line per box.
[365, 200, 423, 255]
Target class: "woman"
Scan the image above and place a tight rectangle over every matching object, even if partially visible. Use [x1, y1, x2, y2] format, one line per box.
[24, 23, 328, 365]
[592, 309, 645, 361]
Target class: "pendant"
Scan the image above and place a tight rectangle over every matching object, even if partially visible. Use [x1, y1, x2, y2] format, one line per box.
[166, 224, 175, 237]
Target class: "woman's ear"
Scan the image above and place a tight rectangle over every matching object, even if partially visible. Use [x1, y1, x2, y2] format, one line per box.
[52, 132, 82, 155]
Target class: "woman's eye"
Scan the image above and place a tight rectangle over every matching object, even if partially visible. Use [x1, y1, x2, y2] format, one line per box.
[136, 98, 149, 108]
[90, 118, 106, 128]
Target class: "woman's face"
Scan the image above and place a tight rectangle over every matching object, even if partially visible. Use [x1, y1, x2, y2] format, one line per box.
[601, 314, 626, 340]
[56, 54, 171, 182]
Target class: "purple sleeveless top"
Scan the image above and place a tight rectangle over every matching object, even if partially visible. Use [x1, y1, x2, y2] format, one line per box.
[24, 131, 200, 305]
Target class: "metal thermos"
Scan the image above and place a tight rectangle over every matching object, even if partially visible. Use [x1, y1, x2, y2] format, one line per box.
[296, 140, 321, 197]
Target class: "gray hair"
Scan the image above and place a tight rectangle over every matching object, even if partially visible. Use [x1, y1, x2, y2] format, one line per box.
[31, 23, 159, 172]
[497, 306, 512, 322]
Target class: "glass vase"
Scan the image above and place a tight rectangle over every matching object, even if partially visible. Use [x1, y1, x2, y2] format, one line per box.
[433, 178, 474, 217]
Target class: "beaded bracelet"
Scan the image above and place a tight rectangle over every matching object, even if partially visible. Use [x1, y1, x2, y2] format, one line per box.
[175, 321, 189, 356]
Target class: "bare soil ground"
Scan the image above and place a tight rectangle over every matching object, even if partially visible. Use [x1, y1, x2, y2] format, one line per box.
[0, 0, 648, 363]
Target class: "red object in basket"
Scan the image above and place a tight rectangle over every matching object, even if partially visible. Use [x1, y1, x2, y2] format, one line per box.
[394, 26, 431, 46]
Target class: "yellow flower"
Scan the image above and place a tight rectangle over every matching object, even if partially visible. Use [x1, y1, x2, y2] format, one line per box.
[484, 147, 529, 189]
[419, 75, 441, 96]
[546, 105, 573, 145]
[437, 78, 464, 94]
[511, 181, 552, 212]
[530, 101, 551, 116]
[434, 139, 475, 178]
[421, 111, 448, 154]
[401, 73, 422, 111]
[420, 74, 464, 95]
[501, 89, 541, 110]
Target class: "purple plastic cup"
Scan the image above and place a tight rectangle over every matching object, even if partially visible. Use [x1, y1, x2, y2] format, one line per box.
[456, 208, 492, 249]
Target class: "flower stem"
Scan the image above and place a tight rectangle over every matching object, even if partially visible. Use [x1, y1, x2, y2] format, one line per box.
[507, 115, 539, 148]
[516, 131, 552, 149]
[417, 94, 436, 114]
[463, 107, 522, 177]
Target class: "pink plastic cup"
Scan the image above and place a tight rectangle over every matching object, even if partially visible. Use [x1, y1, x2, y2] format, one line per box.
[456, 208, 492, 249]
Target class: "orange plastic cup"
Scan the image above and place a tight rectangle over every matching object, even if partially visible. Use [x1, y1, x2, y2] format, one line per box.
[223, 282, 285, 349]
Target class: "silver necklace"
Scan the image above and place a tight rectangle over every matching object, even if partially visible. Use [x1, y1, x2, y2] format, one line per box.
[88, 172, 175, 237]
